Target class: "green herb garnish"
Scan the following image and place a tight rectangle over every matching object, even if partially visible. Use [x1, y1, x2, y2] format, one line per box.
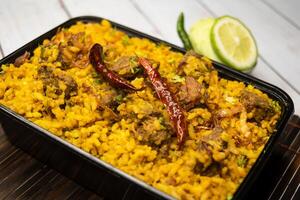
[171, 75, 185, 83]
[115, 94, 123, 103]
[122, 35, 130, 46]
[237, 155, 248, 168]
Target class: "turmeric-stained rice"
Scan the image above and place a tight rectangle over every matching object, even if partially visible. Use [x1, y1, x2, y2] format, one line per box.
[0, 20, 281, 200]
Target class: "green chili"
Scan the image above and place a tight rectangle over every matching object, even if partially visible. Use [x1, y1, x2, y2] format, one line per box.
[177, 12, 193, 50]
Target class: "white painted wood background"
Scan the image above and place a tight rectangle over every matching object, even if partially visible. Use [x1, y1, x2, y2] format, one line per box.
[0, 0, 299, 115]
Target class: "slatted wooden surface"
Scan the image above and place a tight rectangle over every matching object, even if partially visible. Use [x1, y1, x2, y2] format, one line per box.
[0, 124, 102, 200]
[0, 0, 299, 199]
[0, 0, 299, 114]
[0, 116, 299, 200]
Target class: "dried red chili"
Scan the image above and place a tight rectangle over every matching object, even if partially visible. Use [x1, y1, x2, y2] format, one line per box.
[138, 58, 187, 146]
[89, 44, 138, 91]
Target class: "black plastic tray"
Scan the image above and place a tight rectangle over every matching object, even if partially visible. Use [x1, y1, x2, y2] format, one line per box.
[0, 16, 294, 200]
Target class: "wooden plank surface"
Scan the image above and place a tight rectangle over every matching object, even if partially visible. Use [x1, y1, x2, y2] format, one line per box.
[132, 0, 300, 114]
[131, 0, 211, 45]
[199, 0, 300, 94]
[0, 116, 299, 200]
[0, 45, 3, 59]
[0, 1, 300, 198]
[0, 126, 102, 200]
[263, 0, 300, 29]
[62, 0, 161, 38]
[0, 0, 68, 55]
[0, 0, 299, 114]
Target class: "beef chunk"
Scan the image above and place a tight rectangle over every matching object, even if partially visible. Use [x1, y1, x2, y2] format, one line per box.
[38, 66, 62, 95]
[135, 115, 173, 148]
[110, 56, 141, 79]
[194, 160, 222, 177]
[14, 52, 30, 67]
[175, 76, 202, 110]
[56, 32, 91, 69]
[240, 90, 269, 111]
[57, 74, 78, 100]
[38, 66, 78, 99]
[240, 90, 274, 121]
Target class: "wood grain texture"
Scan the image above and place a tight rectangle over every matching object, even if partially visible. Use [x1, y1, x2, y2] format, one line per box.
[250, 59, 300, 115]
[0, 125, 102, 200]
[132, 0, 300, 114]
[62, 0, 161, 38]
[263, 0, 300, 29]
[0, 0, 299, 114]
[0, 44, 3, 59]
[0, 0, 300, 199]
[199, 0, 300, 95]
[267, 116, 300, 200]
[132, 0, 211, 45]
[0, 115, 299, 200]
[0, 0, 68, 55]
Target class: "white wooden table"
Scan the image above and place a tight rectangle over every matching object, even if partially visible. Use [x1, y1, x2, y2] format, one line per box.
[0, 0, 299, 115]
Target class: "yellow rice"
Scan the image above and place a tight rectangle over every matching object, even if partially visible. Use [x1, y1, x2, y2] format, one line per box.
[0, 20, 281, 200]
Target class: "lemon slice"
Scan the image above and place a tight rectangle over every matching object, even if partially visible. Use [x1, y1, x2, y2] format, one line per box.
[211, 16, 258, 71]
[188, 18, 220, 62]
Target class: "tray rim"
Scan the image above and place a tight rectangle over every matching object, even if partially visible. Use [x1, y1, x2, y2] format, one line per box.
[0, 15, 295, 199]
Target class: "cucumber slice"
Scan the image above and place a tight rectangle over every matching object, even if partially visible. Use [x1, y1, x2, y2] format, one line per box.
[188, 18, 221, 62]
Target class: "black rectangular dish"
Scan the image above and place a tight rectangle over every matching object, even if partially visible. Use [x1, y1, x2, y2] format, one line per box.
[0, 16, 294, 200]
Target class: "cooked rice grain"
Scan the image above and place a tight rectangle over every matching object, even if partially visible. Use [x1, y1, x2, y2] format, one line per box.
[0, 20, 281, 200]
